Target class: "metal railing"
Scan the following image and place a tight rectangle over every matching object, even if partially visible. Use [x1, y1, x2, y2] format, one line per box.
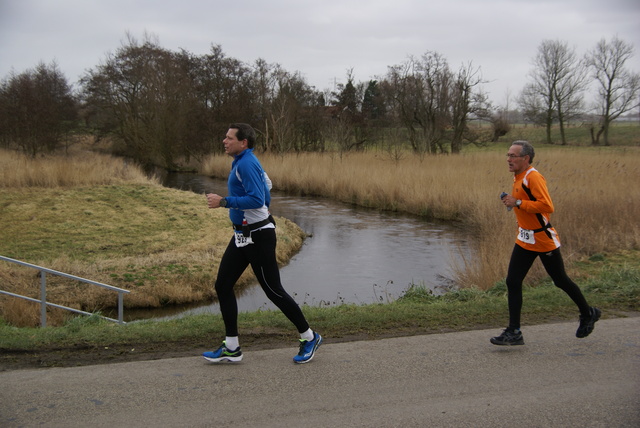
[0, 255, 130, 326]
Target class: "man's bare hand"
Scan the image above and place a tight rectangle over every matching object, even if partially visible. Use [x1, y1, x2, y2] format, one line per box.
[501, 194, 517, 209]
[206, 193, 224, 209]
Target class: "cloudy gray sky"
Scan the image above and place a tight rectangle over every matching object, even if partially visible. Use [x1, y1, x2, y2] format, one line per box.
[1, 0, 639, 106]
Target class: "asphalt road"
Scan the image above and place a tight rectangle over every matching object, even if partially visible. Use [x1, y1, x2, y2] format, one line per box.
[1, 317, 639, 427]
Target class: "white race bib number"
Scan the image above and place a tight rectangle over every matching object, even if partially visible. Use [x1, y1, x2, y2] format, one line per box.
[234, 231, 254, 247]
[517, 227, 536, 245]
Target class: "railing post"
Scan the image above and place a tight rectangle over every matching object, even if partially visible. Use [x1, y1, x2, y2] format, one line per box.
[40, 270, 47, 327]
[118, 292, 124, 324]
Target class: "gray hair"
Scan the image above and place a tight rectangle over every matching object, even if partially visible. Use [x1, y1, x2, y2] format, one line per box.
[511, 140, 535, 163]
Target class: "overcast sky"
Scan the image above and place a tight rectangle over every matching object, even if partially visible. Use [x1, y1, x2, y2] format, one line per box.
[1, 0, 639, 106]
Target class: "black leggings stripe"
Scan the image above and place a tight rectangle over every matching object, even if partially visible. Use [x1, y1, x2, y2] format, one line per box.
[214, 228, 309, 336]
[506, 244, 590, 329]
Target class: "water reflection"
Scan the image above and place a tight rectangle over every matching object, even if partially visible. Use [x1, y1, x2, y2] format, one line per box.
[125, 172, 469, 320]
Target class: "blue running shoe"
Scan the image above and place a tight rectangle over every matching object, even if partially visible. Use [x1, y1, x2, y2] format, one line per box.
[203, 342, 243, 363]
[293, 332, 322, 364]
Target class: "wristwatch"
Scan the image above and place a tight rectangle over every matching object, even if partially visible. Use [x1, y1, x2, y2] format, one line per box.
[515, 199, 522, 209]
[219, 197, 227, 208]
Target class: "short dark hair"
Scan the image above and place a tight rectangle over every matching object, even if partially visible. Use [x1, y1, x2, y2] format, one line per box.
[512, 140, 535, 163]
[229, 123, 256, 148]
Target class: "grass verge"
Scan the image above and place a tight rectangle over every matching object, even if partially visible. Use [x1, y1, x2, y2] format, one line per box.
[1, 250, 637, 370]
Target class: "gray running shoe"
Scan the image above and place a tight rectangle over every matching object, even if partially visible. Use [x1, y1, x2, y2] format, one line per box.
[490, 328, 524, 346]
[576, 307, 601, 338]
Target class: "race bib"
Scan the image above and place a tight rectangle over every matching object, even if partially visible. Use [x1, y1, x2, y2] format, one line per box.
[517, 227, 536, 245]
[234, 231, 254, 247]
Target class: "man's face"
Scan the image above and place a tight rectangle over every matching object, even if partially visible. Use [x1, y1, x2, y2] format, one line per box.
[223, 128, 247, 157]
[507, 145, 529, 174]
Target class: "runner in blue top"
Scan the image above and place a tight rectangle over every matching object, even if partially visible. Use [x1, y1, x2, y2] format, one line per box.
[203, 123, 322, 364]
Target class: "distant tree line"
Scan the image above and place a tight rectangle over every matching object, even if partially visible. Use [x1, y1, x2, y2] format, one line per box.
[0, 34, 638, 167]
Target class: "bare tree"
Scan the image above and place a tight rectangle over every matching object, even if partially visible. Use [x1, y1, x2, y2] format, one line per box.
[259, 67, 319, 152]
[450, 62, 487, 153]
[0, 61, 76, 156]
[384, 52, 451, 154]
[517, 82, 547, 126]
[82, 34, 213, 168]
[552, 46, 588, 144]
[268, 72, 300, 152]
[82, 34, 165, 165]
[526, 40, 586, 144]
[197, 44, 253, 150]
[249, 58, 279, 151]
[586, 36, 640, 145]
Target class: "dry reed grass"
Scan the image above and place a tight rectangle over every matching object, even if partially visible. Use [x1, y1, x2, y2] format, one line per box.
[202, 146, 640, 290]
[3, 143, 638, 326]
[0, 149, 153, 188]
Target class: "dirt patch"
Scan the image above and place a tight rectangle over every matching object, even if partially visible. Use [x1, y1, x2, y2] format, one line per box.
[4, 312, 636, 372]
[0, 328, 432, 372]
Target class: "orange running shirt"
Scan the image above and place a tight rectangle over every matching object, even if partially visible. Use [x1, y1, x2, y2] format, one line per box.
[512, 166, 561, 252]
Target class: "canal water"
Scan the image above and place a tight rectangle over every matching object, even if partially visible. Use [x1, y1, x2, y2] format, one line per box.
[127, 172, 469, 320]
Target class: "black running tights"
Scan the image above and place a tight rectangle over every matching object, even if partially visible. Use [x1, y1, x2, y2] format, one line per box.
[214, 228, 309, 337]
[506, 244, 590, 330]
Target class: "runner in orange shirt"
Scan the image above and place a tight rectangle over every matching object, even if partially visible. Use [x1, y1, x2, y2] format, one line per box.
[491, 141, 600, 346]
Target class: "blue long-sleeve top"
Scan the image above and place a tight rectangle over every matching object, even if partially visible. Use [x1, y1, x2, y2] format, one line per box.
[225, 148, 271, 225]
